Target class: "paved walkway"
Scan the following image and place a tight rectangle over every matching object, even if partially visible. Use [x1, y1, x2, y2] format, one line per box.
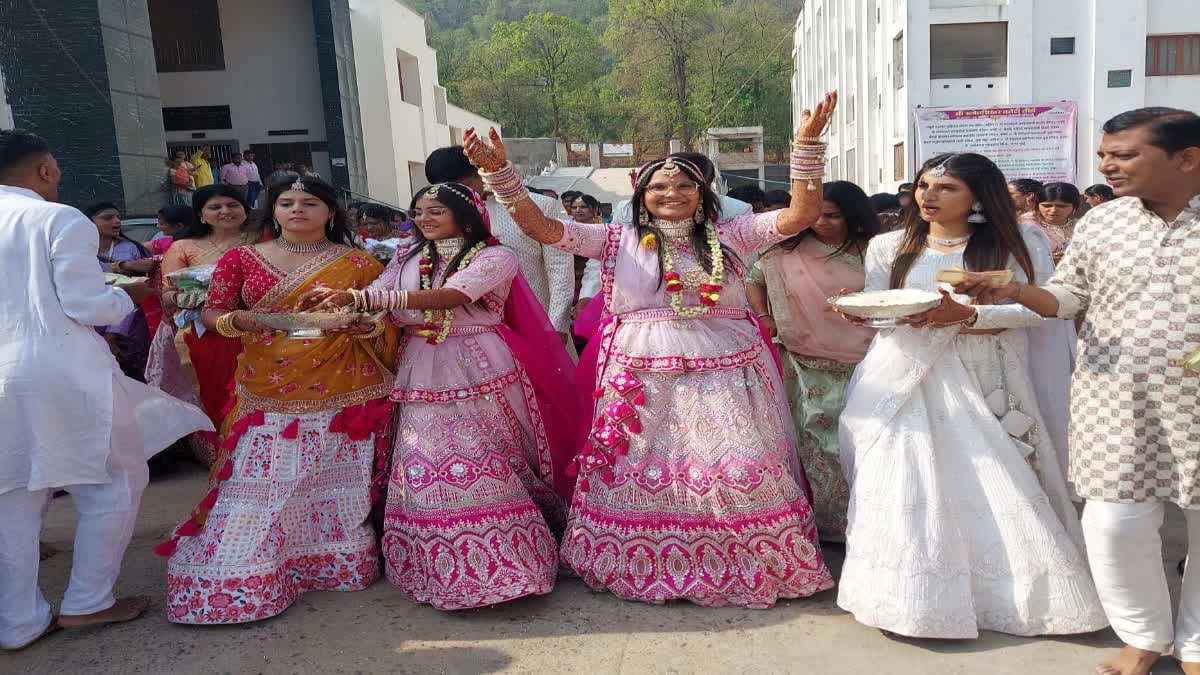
[5, 465, 1190, 675]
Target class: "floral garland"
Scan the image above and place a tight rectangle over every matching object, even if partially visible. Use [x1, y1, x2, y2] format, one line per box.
[416, 238, 496, 344]
[659, 222, 724, 317]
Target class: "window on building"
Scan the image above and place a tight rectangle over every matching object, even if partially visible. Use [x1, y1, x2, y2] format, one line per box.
[893, 142, 906, 181]
[831, 155, 840, 180]
[1107, 69, 1133, 88]
[930, 22, 1008, 79]
[847, 94, 855, 123]
[397, 50, 421, 106]
[1147, 34, 1200, 76]
[845, 148, 857, 184]
[893, 32, 905, 89]
[1050, 37, 1076, 55]
[149, 0, 225, 72]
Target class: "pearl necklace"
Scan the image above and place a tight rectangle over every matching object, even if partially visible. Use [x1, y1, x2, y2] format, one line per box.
[275, 237, 334, 254]
[927, 233, 971, 247]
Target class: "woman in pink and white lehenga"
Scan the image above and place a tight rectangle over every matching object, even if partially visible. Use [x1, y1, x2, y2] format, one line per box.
[301, 182, 581, 610]
[460, 94, 840, 609]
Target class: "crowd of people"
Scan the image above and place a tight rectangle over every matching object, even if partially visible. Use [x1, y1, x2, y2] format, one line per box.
[0, 94, 1197, 675]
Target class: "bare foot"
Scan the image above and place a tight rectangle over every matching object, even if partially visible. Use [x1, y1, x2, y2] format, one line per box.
[1097, 645, 1159, 675]
[39, 542, 59, 561]
[58, 596, 149, 628]
[1180, 660, 1200, 675]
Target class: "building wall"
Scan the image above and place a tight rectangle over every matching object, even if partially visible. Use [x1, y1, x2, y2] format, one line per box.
[794, 0, 1200, 193]
[0, 0, 125, 211]
[348, 0, 499, 208]
[0, 62, 13, 129]
[157, 0, 330, 176]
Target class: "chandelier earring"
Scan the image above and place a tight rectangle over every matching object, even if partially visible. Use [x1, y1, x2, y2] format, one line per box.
[692, 204, 705, 226]
[967, 201, 987, 224]
[638, 207, 650, 226]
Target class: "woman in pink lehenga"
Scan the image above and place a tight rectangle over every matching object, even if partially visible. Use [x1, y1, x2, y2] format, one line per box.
[301, 182, 581, 611]
[461, 94, 839, 609]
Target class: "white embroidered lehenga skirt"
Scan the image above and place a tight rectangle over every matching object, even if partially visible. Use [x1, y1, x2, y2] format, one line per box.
[837, 329, 1108, 638]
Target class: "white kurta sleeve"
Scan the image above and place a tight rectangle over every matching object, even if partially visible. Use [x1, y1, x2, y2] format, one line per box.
[49, 210, 135, 326]
[972, 229, 1053, 330]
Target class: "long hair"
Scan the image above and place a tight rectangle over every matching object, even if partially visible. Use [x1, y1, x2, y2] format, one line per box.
[262, 176, 356, 247]
[772, 181, 879, 258]
[632, 154, 736, 283]
[83, 201, 149, 258]
[179, 184, 250, 240]
[890, 153, 1035, 289]
[399, 182, 493, 283]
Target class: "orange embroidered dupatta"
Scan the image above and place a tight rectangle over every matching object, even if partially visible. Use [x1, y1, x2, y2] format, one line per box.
[231, 246, 399, 416]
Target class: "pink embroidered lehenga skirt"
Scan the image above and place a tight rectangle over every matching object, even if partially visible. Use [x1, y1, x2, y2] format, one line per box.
[382, 331, 561, 610]
[561, 312, 834, 608]
[165, 406, 386, 624]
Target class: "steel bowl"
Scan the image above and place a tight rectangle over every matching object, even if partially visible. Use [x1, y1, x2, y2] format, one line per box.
[829, 289, 942, 320]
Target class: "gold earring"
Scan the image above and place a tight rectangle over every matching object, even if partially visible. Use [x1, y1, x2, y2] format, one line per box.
[638, 208, 650, 226]
[693, 205, 705, 225]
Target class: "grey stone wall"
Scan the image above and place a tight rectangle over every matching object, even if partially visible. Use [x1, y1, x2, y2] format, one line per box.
[0, 0, 165, 214]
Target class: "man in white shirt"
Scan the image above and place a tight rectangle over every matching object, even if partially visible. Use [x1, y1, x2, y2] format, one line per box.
[0, 130, 212, 650]
[424, 147, 574, 336]
[243, 150, 264, 208]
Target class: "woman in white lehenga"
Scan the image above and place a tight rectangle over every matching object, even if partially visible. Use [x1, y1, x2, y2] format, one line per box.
[836, 152, 1108, 639]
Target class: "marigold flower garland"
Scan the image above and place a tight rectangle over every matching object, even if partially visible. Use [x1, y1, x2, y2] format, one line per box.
[416, 238, 495, 344]
[658, 222, 724, 317]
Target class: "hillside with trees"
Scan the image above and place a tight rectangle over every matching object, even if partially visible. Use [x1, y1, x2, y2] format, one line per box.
[404, 0, 799, 151]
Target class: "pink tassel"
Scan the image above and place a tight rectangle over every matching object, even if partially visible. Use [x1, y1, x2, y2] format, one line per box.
[328, 411, 347, 434]
[628, 419, 642, 434]
[217, 460, 233, 481]
[615, 440, 629, 456]
[152, 538, 178, 558]
[579, 478, 590, 492]
[594, 416, 605, 429]
[176, 517, 201, 537]
[592, 388, 605, 399]
[599, 468, 615, 483]
[632, 390, 645, 405]
[565, 461, 579, 478]
[198, 489, 218, 511]
[280, 419, 300, 439]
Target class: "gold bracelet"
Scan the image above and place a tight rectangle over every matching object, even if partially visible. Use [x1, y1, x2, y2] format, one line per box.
[354, 321, 386, 340]
[216, 311, 248, 338]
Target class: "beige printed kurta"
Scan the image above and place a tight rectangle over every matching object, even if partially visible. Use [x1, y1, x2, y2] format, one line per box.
[1045, 195, 1200, 506]
[486, 192, 573, 332]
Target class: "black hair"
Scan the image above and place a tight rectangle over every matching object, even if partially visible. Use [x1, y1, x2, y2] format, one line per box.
[670, 152, 717, 183]
[1083, 184, 1115, 201]
[572, 194, 601, 211]
[84, 201, 149, 258]
[560, 190, 583, 203]
[424, 145, 476, 184]
[771, 181, 879, 258]
[632, 156, 733, 284]
[0, 129, 51, 181]
[361, 203, 392, 220]
[1102, 107, 1200, 154]
[263, 176, 356, 247]
[891, 153, 1035, 289]
[401, 183, 493, 283]
[179, 184, 251, 240]
[541, 189, 559, 199]
[897, 183, 914, 193]
[727, 185, 766, 205]
[1038, 182, 1082, 208]
[764, 189, 791, 207]
[870, 192, 901, 212]
[157, 204, 195, 228]
[1008, 178, 1044, 195]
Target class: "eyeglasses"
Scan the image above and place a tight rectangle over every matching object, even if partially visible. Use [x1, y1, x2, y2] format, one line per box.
[646, 181, 700, 196]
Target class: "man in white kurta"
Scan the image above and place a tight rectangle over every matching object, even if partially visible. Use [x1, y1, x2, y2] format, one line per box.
[961, 108, 1200, 675]
[0, 130, 212, 650]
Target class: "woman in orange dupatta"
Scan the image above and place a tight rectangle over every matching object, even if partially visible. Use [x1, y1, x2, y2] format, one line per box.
[160, 177, 399, 625]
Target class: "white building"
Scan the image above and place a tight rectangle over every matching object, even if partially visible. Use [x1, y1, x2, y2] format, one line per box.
[349, 0, 500, 206]
[792, 0, 1200, 193]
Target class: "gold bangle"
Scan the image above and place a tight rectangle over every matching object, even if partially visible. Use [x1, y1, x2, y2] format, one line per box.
[216, 311, 248, 338]
[354, 321, 386, 340]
